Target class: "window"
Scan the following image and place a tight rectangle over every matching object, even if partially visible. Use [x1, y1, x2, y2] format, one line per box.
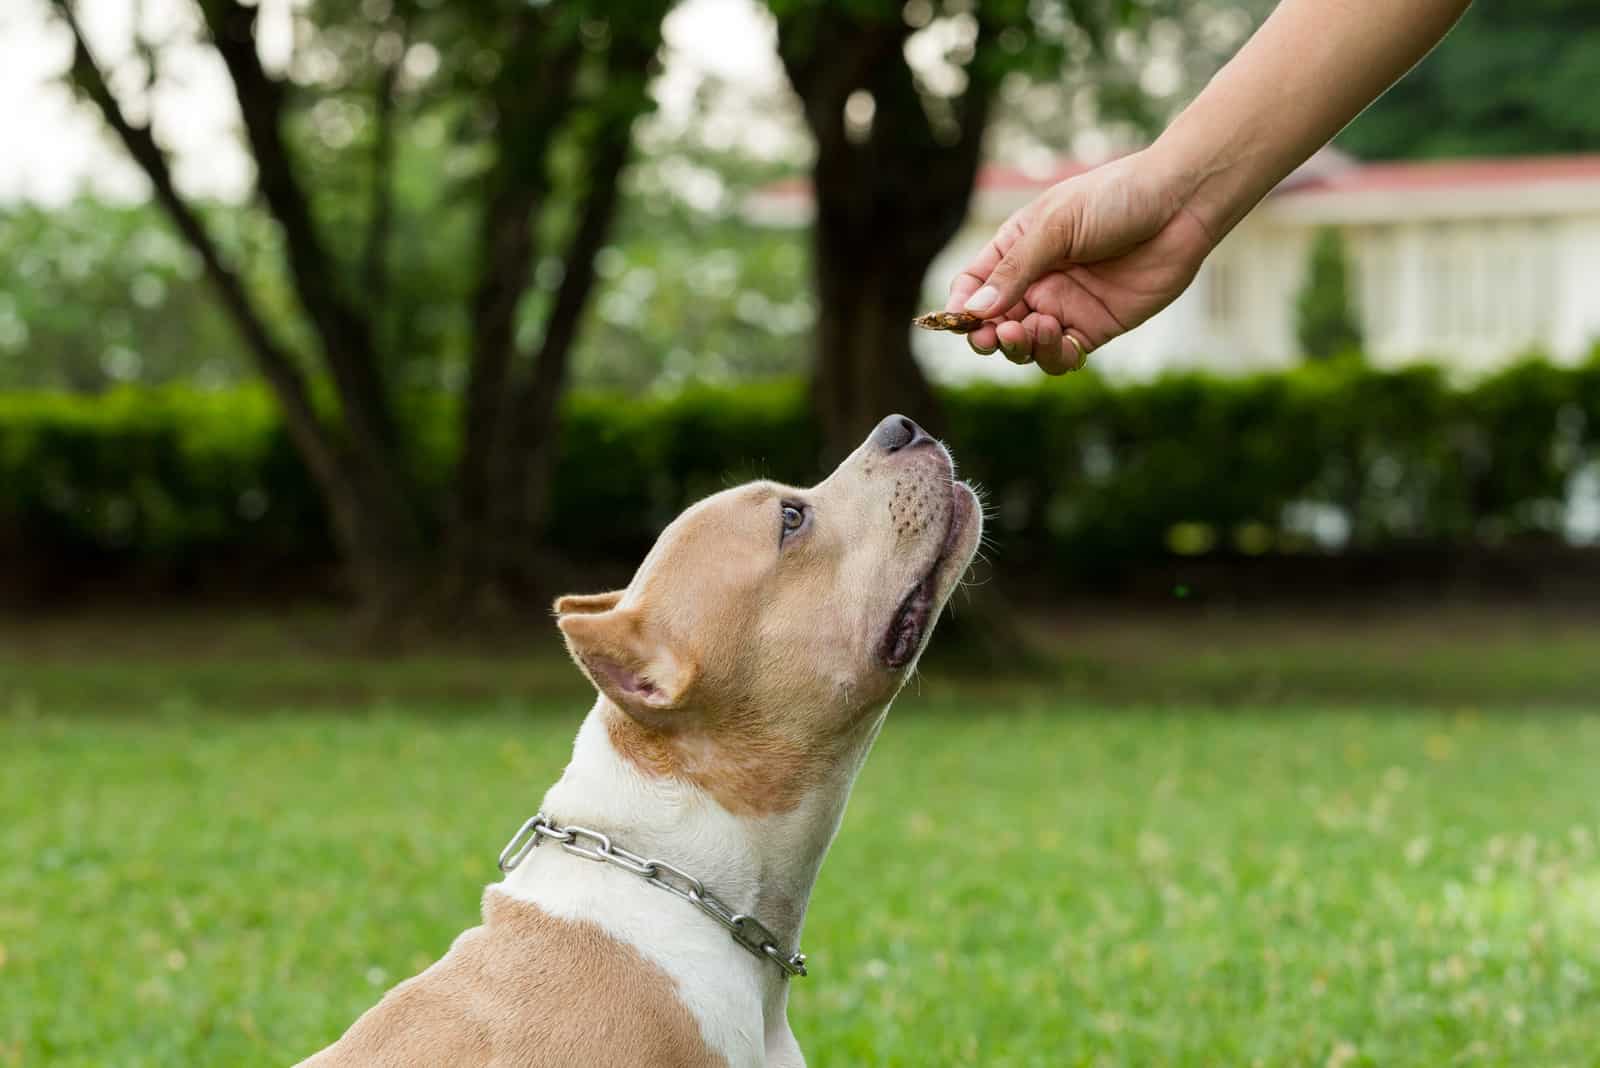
[1352, 229, 1392, 343]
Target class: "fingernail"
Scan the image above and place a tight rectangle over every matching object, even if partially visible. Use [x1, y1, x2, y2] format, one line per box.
[964, 285, 998, 313]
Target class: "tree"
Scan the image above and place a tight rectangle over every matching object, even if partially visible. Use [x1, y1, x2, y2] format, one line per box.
[1339, 0, 1600, 159]
[770, 1, 983, 458]
[568, 74, 816, 395]
[1294, 227, 1363, 361]
[49, 0, 670, 616]
[769, 0, 1223, 460]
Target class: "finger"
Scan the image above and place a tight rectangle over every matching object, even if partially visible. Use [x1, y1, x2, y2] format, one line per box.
[965, 298, 1028, 355]
[1063, 328, 1090, 371]
[946, 269, 985, 315]
[1028, 314, 1070, 376]
[1022, 270, 1124, 352]
[944, 217, 1014, 313]
[965, 200, 1073, 318]
[946, 274, 980, 315]
[947, 207, 1049, 314]
[996, 319, 1034, 365]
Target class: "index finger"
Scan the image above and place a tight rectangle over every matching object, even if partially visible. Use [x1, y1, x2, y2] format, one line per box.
[943, 214, 1023, 312]
[945, 252, 1000, 313]
[967, 298, 1029, 355]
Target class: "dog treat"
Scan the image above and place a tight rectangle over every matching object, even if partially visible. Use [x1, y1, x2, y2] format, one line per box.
[912, 310, 985, 334]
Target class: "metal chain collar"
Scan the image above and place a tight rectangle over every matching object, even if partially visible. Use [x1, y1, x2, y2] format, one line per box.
[498, 814, 808, 979]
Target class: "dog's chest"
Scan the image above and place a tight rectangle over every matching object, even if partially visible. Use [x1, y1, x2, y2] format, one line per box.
[499, 852, 772, 1066]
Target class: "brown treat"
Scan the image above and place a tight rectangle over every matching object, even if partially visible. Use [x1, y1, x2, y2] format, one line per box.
[912, 310, 985, 334]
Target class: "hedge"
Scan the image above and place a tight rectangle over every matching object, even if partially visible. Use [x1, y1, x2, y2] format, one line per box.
[3, 357, 1599, 589]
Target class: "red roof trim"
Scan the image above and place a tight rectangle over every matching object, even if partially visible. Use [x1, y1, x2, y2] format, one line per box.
[1281, 155, 1600, 196]
[755, 154, 1600, 201]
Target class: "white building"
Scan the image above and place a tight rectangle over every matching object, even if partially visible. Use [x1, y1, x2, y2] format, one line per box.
[748, 151, 1600, 383]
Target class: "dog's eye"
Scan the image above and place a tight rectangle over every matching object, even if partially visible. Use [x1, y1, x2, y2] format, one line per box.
[780, 502, 808, 541]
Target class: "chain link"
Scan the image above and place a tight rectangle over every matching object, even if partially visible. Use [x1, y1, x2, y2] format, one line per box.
[498, 814, 808, 979]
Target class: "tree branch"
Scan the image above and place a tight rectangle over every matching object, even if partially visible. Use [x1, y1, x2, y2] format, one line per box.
[196, 0, 396, 453]
[496, 36, 656, 545]
[361, 16, 408, 324]
[504, 130, 630, 467]
[49, 0, 342, 497]
[448, 9, 663, 592]
[450, 7, 585, 544]
[361, 63, 398, 316]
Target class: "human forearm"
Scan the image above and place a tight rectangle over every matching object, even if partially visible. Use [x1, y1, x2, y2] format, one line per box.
[941, 0, 1470, 367]
[1151, 0, 1470, 239]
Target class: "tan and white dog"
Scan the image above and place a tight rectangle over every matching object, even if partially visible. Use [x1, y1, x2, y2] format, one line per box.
[296, 414, 982, 1067]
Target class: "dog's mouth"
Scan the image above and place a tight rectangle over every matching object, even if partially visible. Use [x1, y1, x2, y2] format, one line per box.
[880, 482, 977, 669]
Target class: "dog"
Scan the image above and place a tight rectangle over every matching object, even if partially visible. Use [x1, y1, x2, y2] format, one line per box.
[296, 414, 982, 1067]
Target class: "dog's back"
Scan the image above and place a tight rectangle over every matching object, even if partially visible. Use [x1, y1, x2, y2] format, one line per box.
[298, 890, 723, 1067]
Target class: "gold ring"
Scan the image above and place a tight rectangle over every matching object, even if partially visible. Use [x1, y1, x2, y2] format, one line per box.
[1064, 331, 1089, 370]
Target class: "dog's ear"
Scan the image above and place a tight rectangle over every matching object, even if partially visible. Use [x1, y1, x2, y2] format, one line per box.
[551, 590, 625, 617]
[557, 605, 696, 719]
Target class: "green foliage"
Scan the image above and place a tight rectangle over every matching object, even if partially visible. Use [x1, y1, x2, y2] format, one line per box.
[0, 191, 813, 396]
[5, 355, 1600, 588]
[571, 198, 813, 393]
[0, 386, 329, 572]
[1294, 228, 1364, 361]
[1340, 0, 1600, 158]
[0, 201, 253, 391]
[259, 0, 673, 390]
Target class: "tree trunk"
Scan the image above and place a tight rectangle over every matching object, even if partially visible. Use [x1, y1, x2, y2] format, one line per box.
[445, 11, 660, 612]
[492, 131, 631, 592]
[811, 236, 940, 459]
[55, 0, 423, 615]
[201, 0, 426, 599]
[443, 175, 546, 612]
[778, 11, 993, 461]
[443, 14, 585, 613]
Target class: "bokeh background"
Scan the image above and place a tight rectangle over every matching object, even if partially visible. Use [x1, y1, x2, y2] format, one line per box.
[3, 1, 1599, 1065]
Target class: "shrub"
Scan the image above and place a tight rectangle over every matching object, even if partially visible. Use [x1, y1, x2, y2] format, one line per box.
[3, 356, 1599, 592]
[1295, 228, 1364, 361]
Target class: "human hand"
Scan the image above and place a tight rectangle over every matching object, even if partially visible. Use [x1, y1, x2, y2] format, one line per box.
[946, 151, 1218, 374]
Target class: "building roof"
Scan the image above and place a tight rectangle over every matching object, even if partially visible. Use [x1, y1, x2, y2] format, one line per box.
[745, 151, 1600, 228]
[1279, 155, 1600, 196]
[962, 152, 1600, 197]
[761, 150, 1600, 198]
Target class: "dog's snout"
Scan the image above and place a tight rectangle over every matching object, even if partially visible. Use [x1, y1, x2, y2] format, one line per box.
[871, 414, 931, 454]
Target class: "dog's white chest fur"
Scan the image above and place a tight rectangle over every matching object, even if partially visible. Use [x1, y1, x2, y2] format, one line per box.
[497, 710, 846, 1067]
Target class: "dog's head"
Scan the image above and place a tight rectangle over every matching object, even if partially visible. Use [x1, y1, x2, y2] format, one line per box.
[555, 415, 982, 813]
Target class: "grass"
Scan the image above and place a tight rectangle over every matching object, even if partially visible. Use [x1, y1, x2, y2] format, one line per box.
[3, 610, 1599, 1066]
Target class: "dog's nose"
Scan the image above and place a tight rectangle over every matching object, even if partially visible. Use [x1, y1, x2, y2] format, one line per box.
[871, 414, 932, 453]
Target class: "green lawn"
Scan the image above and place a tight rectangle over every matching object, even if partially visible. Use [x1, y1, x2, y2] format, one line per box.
[3, 612, 1599, 1066]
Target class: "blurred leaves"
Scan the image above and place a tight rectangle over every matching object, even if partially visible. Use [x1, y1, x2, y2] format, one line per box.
[1341, 0, 1600, 159]
[1295, 228, 1364, 362]
[0, 199, 291, 391]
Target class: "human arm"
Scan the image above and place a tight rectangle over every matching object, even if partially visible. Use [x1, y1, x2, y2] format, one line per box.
[947, 0, 1472, 373]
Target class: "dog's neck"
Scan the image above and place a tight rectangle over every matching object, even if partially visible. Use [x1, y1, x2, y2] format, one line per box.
[499, 695, 887, 1002]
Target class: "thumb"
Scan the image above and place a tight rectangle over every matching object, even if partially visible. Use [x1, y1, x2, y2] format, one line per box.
[963, 205, 1067, 317]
